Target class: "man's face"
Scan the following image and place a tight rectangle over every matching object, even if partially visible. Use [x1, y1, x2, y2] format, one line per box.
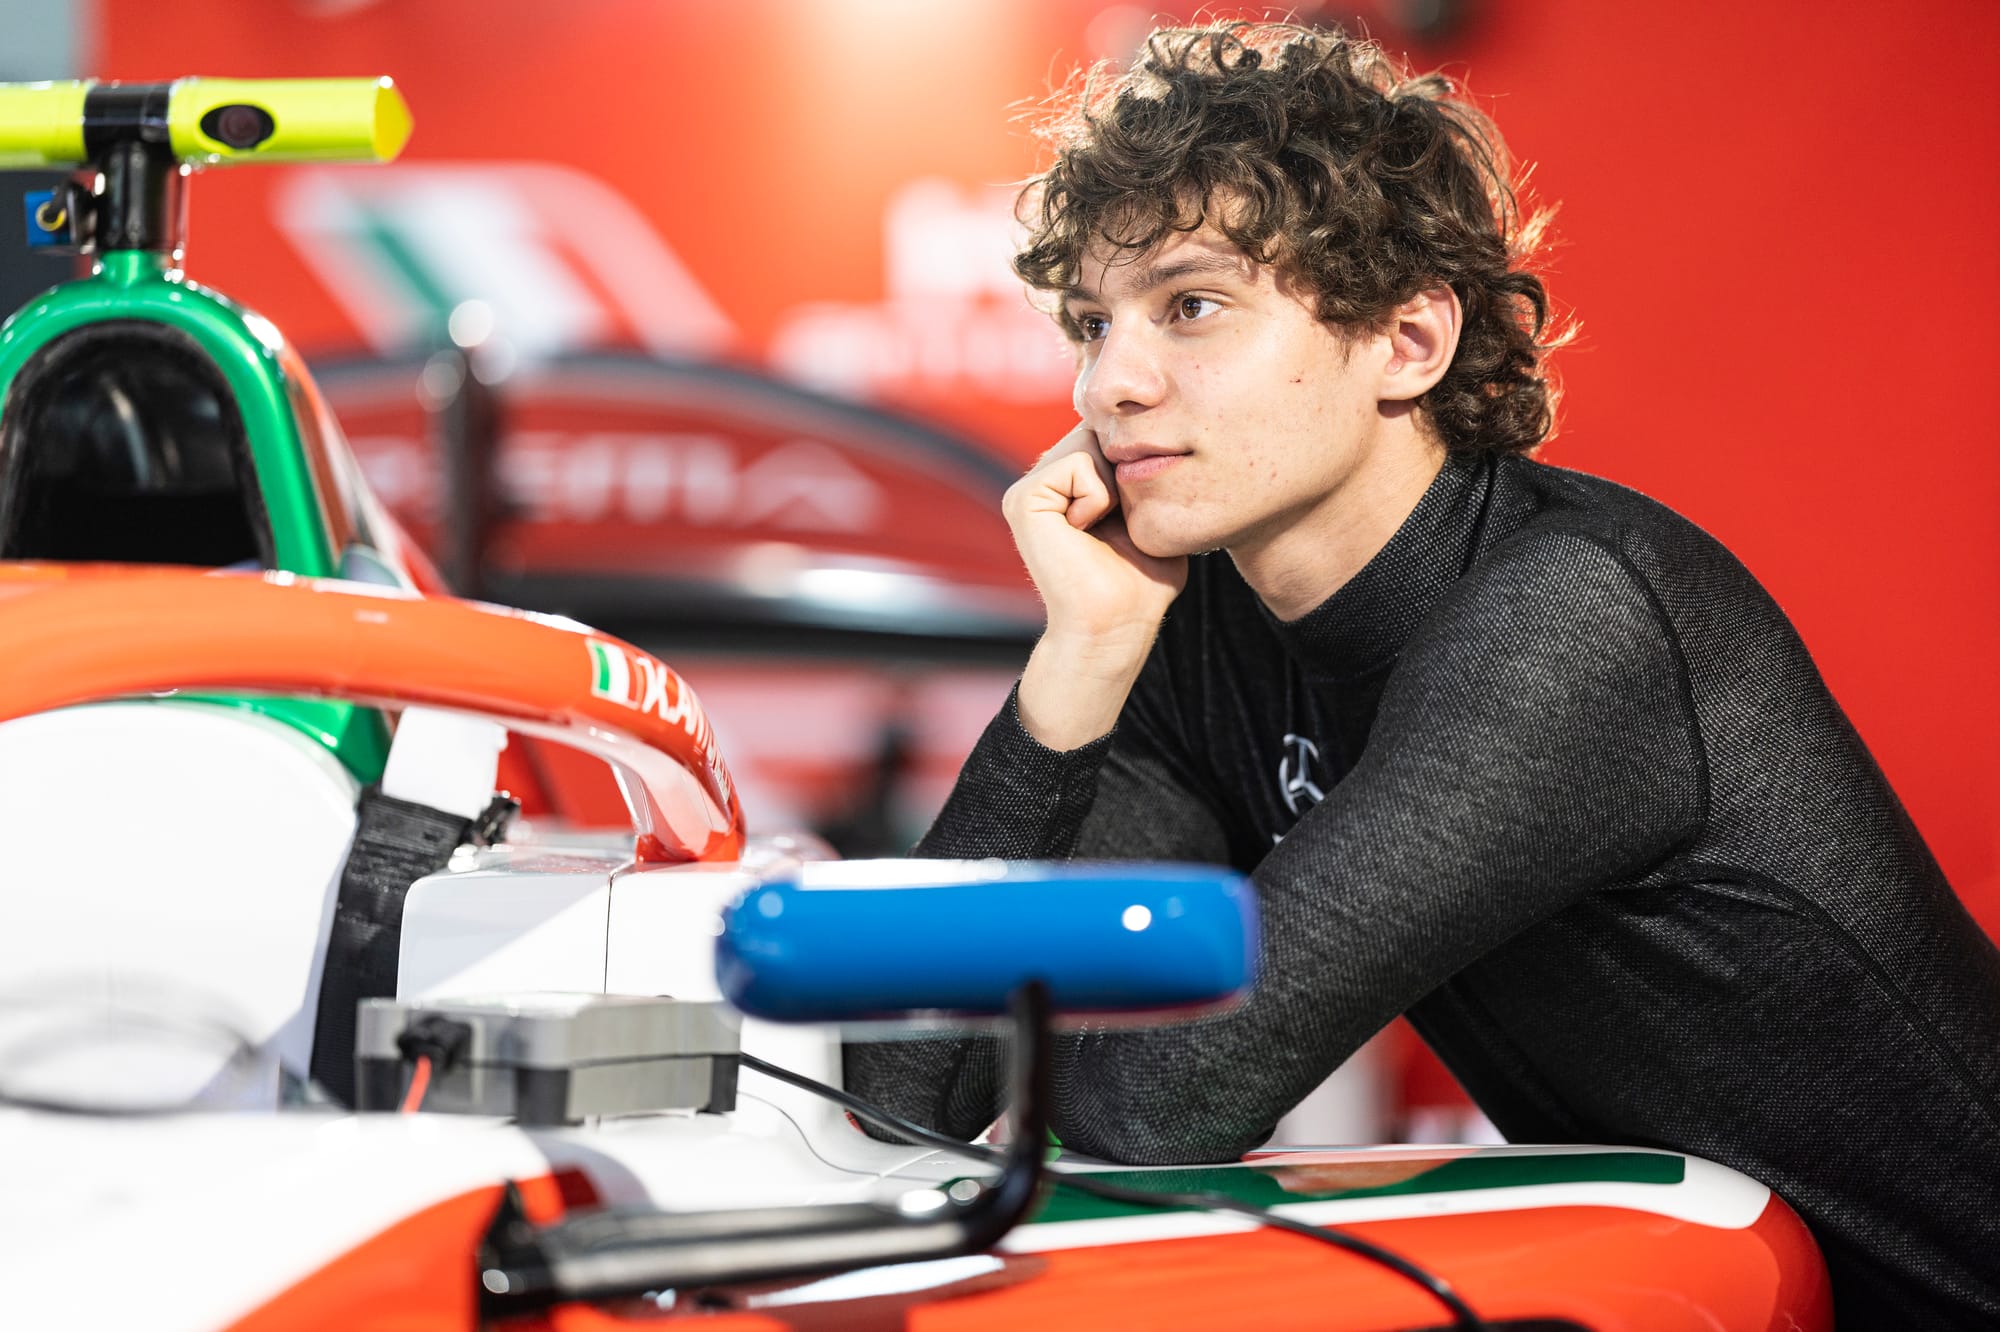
[1062, 225, 1395, 561]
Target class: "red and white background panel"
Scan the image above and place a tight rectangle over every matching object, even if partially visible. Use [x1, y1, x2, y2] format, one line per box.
[87, 0, 2000, 1133]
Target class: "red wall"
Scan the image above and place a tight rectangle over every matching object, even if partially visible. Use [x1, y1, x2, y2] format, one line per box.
[1447, 3, 2000, 932]
[92, 0, 1999, 931]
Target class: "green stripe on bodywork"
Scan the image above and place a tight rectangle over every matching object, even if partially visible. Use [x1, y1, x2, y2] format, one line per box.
[181, 693, 389, 784]
[0, 250, 390, 783]
[0, 252, 339, 574]
[1020, 1151, 1685, 1226]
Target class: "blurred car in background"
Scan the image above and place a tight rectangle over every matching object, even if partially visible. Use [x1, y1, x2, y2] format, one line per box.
[314, 343, 1036, 860]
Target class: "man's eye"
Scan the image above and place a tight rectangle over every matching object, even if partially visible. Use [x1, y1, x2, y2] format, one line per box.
[1175, 295, 1221, 322]
[1074, 313, 1109, 341]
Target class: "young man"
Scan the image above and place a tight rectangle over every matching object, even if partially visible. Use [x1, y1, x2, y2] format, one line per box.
[846, 22, 2000, 1328]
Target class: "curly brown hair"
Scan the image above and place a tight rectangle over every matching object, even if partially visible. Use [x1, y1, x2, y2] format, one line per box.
[1015, 21, 1564, 457]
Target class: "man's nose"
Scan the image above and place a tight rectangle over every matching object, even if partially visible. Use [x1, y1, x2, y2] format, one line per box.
[1076, 325, 1167, 421]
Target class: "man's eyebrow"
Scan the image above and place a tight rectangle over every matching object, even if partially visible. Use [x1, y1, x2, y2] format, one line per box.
[1061, 250, 1251, 304]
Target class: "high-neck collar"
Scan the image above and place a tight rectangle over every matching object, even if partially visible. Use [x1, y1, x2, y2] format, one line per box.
[1258, 450, 1496, 681]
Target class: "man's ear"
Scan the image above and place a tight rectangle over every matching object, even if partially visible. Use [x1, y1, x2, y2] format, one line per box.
[1378, 285, 1462, 403]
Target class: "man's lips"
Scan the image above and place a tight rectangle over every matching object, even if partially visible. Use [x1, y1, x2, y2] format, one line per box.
[1103, 443, 1189, 485]
[1114, 453, 1185, 484]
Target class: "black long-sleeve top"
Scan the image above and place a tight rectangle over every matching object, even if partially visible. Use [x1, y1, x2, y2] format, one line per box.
[847, 451, 2000, 1326]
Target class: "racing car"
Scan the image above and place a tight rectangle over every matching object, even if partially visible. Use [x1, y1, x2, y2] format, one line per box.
[0, 78, 1832, 1330]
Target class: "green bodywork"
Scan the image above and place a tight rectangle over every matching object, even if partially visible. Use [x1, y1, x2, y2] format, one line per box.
[1020, 1150, 1687, 1226]
[0, 250, 391, 781]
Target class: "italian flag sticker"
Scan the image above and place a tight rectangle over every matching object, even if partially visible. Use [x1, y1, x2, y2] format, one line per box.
[588, 640, 633, 707]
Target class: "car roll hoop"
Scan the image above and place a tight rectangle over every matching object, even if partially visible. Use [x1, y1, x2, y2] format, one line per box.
[0, 565, 744, 863]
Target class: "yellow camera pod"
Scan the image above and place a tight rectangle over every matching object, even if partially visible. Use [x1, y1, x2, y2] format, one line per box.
[0, 76, 411, 169]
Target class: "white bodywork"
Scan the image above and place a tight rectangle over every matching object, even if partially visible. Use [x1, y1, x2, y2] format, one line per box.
[0, 702, 358, 1106]
[0, 704, 1774, 1331]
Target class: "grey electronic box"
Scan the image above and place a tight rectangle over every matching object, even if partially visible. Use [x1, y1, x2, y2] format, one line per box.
[354, 993, 741, 1125]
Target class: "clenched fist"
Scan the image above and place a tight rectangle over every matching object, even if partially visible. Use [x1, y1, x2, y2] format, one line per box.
[1005, 425, 1188, 750]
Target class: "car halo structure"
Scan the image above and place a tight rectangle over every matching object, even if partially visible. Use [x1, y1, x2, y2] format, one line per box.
[0, 78, 1831, 1330]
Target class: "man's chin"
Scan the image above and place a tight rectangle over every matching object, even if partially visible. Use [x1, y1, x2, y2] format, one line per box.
[1126, 519, 1220, 561]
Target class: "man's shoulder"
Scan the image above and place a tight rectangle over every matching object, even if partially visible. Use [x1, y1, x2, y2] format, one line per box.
[1414, 454, 1783, 684]
[1498, 454, 1710, 538]
[1486, 454, 1751, 591]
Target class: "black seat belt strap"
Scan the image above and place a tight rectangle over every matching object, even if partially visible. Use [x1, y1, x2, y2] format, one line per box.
[309, 787, 473, 1106]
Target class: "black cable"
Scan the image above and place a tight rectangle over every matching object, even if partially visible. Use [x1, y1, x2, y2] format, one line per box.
[742, 1051, 1002, 1161]
[739, 1052, 1488, 1331]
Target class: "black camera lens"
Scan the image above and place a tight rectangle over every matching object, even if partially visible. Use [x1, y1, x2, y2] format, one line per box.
[200, 103, 276, 150]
